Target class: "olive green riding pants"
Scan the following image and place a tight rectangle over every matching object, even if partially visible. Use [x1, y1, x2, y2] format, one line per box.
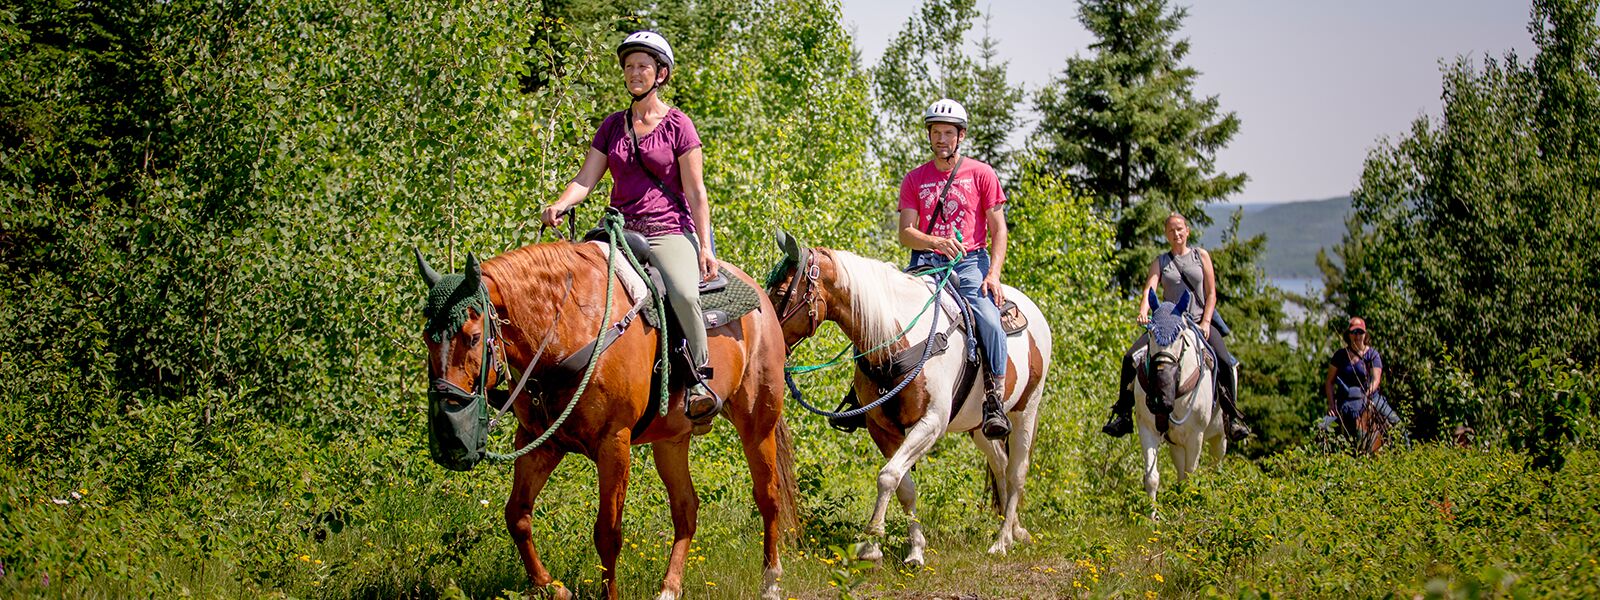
[647, 233, 708, 368]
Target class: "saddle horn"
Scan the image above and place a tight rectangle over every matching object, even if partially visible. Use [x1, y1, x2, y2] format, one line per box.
[415, 248, 442, 288]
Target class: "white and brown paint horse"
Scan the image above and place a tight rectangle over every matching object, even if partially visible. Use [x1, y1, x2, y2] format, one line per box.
[1134, 290, 1227, 515]
[766, 233, 1051, 565]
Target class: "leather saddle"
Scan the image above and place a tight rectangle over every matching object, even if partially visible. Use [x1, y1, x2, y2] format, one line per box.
[583, 228, 745, 329]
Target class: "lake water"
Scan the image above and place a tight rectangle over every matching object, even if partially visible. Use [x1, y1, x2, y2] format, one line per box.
[1270, 277, 1325, 346]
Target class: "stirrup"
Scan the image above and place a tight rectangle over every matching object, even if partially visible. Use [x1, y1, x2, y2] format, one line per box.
[1101, 414, 1133, 437]
[981, 409, 1011, 440]
[1225, 417, 1251, 442]
[686, 383, 721, 420]
[980, 395, 1010, 440]
[828, 389, 866, 434]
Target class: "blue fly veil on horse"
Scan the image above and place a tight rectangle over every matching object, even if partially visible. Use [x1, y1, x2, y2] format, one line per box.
[1146, 289, 1191, 346]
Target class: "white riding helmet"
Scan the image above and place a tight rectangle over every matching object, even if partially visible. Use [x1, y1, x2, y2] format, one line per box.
[617, 30, 675, 69]
[924, 98, 968, 128]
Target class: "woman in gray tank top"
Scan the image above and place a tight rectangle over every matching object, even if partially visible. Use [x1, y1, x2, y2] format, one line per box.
[1100, 212, 1251, 442]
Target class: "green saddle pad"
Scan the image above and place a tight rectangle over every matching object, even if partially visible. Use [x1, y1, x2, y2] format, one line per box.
[641, 266, 762, 330]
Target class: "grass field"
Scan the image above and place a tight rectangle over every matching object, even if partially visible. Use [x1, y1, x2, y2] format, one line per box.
[5, 352, 1597, 599]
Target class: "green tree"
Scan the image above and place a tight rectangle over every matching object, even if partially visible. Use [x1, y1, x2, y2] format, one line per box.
[1031, 0, 1244, 291]
[870, 0, 1025, 180]
[1330, 0, 1600, 467]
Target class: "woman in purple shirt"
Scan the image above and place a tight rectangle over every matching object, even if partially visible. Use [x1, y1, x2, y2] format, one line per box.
[540, 31, 721, 421]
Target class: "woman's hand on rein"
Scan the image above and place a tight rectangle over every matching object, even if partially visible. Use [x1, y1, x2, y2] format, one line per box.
[699, 249, 717, 281]
[540, 205, 567, 228]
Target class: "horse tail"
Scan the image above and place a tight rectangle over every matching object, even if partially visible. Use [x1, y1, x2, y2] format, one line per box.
[772, 417, 801, 544]
[986, 459, 1005, 515]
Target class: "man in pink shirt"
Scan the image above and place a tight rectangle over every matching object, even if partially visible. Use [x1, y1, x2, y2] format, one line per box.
[898, 99, 1012, 439]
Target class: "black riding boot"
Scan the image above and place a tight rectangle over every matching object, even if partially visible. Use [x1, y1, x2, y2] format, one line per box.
[1217, 362, 1250, 442]
[1101, 354, 1136, 437]
[981, 373, 1011, 440]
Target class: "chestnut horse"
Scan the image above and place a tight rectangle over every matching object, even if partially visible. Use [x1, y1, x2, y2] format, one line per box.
[417, 241, 796, 600]
[766, 237, 1051, 566]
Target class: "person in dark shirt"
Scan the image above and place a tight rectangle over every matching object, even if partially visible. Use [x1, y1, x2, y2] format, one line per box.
[1325, 316, 1386, 435]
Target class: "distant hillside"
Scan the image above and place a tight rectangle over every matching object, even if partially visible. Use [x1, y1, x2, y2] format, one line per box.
[1201, 196, 1351, 278]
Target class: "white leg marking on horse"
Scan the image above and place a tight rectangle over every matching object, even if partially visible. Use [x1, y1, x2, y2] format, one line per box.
[867, 416, 943, 540]
[896, 473, 927, 568]
[1139, 424, 1163, 509]
[760, 564, 783, 600]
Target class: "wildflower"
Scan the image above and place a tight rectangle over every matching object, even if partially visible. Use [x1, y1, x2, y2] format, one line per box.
[1152, 573, 1164, 583]
[313, 560, 323, 565]
[705, 581, 716, 587]
[299, 555, 310, 562]
[480, 499, 489, 507]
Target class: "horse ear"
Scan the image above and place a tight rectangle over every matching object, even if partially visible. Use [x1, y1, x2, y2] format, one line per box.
[464, 253, 481, 289]
[1146, 289, 1160, 313]
[775, 228, 800, 263]
[1173, 290, 1190, 316]
[415, 248, 442, 288]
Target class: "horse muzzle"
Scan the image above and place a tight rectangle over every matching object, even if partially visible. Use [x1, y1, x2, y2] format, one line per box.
[427, 377, 489, 471]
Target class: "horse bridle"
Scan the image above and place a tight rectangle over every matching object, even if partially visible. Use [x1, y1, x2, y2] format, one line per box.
[770, 248, 824, 348]
[429, 284, 509, 408]
[1146, 323, 1205, 397]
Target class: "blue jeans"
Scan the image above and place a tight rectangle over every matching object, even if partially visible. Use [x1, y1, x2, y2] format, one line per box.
[908, 250, 1007, 377]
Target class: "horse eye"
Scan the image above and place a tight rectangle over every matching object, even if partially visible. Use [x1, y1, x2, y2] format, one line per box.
[469, 333, 482, 347]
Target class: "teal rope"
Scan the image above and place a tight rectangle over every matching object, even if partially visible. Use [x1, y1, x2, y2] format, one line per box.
[485, 222, 619, 463]
[783, 260, 957, 374]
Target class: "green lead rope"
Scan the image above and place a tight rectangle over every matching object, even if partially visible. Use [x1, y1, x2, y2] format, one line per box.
[602, 211, 673, 416]
[485, 214, 622, 463]
[783, 254, 960, 375]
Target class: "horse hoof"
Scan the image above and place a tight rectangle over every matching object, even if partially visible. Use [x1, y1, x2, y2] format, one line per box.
[1013, 526, 1033, 545]
[654, 591, 680, 600]
[902, 555, 924, 569]
[691, 420, 713, 436]
[856, 543, 883, 564]
[987, 538, 1011, 555]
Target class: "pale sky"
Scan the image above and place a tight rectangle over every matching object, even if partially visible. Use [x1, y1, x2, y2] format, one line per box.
[840, 0, 1536, 203]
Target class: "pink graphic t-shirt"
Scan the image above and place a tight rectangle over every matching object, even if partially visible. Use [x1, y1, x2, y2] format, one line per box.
[591, 108, 702, 236]
[897, 158, 1006, 252]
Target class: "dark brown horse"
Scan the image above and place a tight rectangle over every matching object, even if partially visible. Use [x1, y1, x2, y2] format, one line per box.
[417, 241, 796, 600]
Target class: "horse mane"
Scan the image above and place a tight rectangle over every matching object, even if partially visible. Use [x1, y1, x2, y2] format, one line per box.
[481, 242, 605, 316]
[824, 249, 927, 359]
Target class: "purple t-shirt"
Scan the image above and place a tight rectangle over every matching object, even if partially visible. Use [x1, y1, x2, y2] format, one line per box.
[591, 108, 702, 236]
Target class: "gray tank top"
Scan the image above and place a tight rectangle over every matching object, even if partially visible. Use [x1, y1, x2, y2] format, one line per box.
[1159, 250, 1206, 322]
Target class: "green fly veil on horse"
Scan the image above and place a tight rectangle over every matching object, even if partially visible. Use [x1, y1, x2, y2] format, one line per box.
[417, 249, 495, 471]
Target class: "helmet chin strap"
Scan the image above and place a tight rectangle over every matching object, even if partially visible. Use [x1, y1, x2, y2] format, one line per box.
[630, 81, 659, 104]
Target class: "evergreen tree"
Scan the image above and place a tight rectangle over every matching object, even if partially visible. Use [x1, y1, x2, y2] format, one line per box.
[1032, 0, 1244, 291]
[871, 0, 1024, 179]
[962, 13, 1025, 171]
